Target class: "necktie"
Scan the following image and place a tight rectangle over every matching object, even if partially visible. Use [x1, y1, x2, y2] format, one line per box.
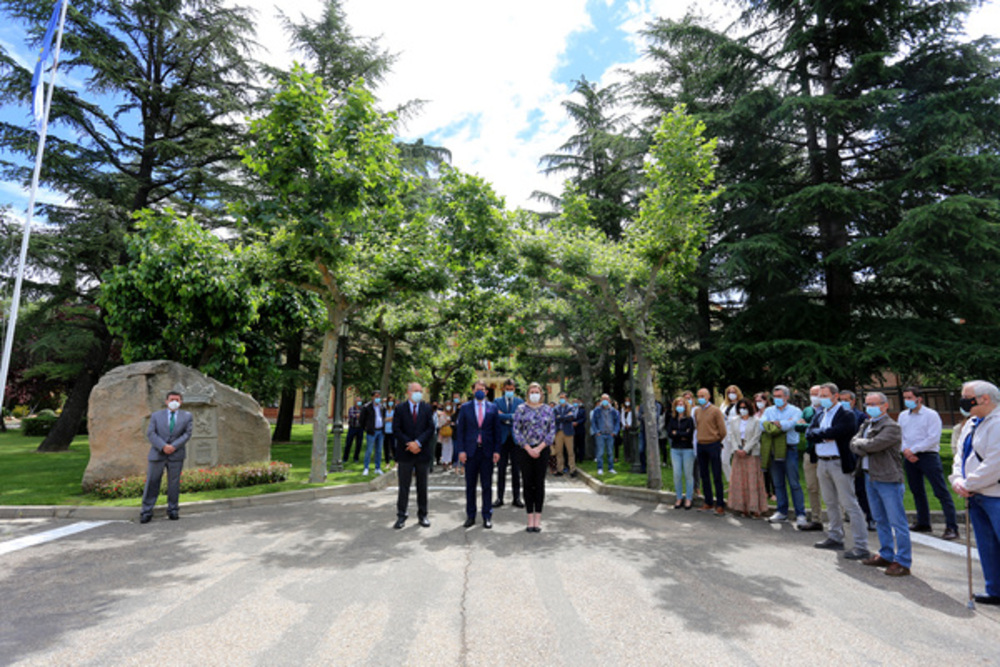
[169, 411, 175, 435]
[962, 417, 983, 477]
[477, 402, 484, 427]
[412, 403, 417, 420]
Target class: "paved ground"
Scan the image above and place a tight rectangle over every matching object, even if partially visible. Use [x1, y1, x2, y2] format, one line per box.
[1, 469, 998, 666]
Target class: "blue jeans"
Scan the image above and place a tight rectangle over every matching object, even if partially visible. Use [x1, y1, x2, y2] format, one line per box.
[970, 494, 1000, 597]
[364, 430, 384, 470]
[771, 447, 806, 517]
[671, 448, 695, 500]
[866, 476, 912, 568]
[594, 434, 615, 470]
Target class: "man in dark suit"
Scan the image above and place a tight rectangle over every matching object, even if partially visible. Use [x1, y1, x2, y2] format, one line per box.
[494, 379, 525, 508]
[140, 390, 193, 523]
[806, 382, 869, 559]
[393, 382, 435, 529]
[456, 380, 500, 528]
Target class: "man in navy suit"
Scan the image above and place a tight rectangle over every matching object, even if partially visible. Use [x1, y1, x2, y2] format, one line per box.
[140, 390, 193, 523]
[393, 382, 435, 529]
[456, 380, 501, 528]
[494, 379, 525, 508]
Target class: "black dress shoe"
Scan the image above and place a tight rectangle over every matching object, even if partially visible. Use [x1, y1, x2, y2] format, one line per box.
[167, 512, 179, 521]
[512, 498, 525, 508]
[464, 516, 476, 528]
[814, 538, 845, 550]
[974, 594, 1000, 605]
[800, 521, 823, 532]
[941, 527, 959, 541]
[393, 518, 406, 529]
[910, 523, 932, 533]
[139, 514, 152, 524]
[492, 499, 505, 508]
[483, 517, 493, 529]
[418, 517, 430, 528]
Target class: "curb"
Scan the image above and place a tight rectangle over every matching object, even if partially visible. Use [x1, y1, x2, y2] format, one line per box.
[0, 468, 398, 521]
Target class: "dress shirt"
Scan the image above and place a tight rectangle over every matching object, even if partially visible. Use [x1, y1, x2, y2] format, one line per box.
[815, 403, 841, 458]
[374, 405, 383, 429]
[762, 404, 802, 445]
[897, 405, 942, 453]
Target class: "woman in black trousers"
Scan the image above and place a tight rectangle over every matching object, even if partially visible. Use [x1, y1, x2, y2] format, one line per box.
[513, 382, 556, 532]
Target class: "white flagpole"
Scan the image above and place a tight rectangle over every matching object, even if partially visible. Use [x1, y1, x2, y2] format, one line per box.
[0, 0, 70, 415]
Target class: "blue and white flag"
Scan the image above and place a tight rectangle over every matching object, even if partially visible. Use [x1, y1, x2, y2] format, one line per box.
[30, 0, 64, 135]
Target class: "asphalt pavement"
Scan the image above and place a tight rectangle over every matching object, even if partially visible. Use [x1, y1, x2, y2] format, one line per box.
[1, 469, 998, 666]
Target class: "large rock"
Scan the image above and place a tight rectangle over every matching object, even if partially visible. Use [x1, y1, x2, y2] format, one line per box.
[83, 360, 271, 487]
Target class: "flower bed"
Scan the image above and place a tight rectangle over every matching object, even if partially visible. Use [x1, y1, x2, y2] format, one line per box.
[86, 461, 292, 499]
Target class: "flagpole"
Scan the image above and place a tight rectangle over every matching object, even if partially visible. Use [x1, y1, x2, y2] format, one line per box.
[0, 0, 69, 415]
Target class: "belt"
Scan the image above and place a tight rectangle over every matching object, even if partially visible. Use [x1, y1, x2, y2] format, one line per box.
[818, 456, 840, 461]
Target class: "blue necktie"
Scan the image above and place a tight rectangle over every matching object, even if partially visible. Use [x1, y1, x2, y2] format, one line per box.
[962, 417, 982, 477]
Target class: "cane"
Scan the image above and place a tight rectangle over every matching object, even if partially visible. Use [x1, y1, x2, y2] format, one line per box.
[966, 498, 976, 611]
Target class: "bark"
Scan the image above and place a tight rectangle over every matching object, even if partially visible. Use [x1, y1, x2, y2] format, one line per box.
[379, 335, 395, 397]
[37, 331, 113, 452]
[636, 347, 662, 490]
[310, 314, 342, 483]
[272, 330, 303, 442]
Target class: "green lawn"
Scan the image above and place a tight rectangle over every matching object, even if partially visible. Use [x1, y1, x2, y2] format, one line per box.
[580, 433, 967, 515]
[0, 424, 379, 507]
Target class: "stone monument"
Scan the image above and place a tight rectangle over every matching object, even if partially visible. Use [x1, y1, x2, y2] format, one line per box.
[83, 360, 271, 487]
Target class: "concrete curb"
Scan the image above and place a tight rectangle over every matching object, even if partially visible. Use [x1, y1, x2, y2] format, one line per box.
[0, 468, 399, 521]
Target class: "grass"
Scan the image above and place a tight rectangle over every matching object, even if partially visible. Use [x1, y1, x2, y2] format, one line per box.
[579, 434, 967, 515]
[0, 424, 381, 507]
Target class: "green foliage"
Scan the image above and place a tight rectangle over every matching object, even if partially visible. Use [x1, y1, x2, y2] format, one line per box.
[85, 461, 292, 499]
[21, 414, 57, 436]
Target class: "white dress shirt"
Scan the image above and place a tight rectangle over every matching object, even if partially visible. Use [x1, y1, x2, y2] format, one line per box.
[897, 405, 942, 454]
[815, 403, 841, 458]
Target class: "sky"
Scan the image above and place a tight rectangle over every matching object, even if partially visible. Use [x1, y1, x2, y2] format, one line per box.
[0, 0, 998, 216]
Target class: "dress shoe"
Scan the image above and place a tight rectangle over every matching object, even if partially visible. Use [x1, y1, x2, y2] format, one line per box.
[533, 526, 542, 533]
[698, 504, 715, 512]
[393, 518, 406, 529]
[492, 499, 505, 508]
[554, 471, 564, 477]
[570, 470, 578, 478]
[867, 520, 877, 532]
[483, 518, 493, 529]
[673, 502, 683, 510]
[167, 512, 179, 521]
[862, 555, 893, 567]
[714, 506, 726, 516]
[799, 521, 823, 532]
[909, 523, 932, 533]
[418, 517, 430, 528]
[844, 548, 870, 560]
[974, 594, 1000, 605]
[512, 498, 525, 508]
[464, 516, 476, 528]
[941, 527, 959, 541]
[814, 538, 845, 550]
[884, 562, 911, 577]
[139, 514, 152, 524]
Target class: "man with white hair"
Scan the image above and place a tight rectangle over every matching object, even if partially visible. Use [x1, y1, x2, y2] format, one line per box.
[950, 380, 1000, 605]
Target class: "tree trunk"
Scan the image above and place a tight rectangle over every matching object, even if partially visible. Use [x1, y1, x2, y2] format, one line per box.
[635, 347, 661, 490]
[310, 314, 341, 483]
[612, 337, 627, 401]
[272, 330, 303, 442]
[379, 335, 395, 397]
[37, 331, 113, 452]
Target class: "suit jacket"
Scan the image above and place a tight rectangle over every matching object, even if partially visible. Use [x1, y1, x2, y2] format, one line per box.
[805, 405, 859, 474]
[495, 395, 524, 444]
[360, 401, 386, 434]
[455, 400, 500, 457]
[394, 400, 435, 462]
[146, 409, 193, 462]
[553, 403, 576, 436]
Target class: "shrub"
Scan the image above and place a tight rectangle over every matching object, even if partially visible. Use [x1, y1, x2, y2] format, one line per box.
[21, 414, 58, 436]
[12, 405, 31, 419]
[36, 409, 58, 418]
[85, 460, 292, 499]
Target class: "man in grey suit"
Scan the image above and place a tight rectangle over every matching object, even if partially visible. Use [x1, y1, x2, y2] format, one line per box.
[140, 391, 193, 523]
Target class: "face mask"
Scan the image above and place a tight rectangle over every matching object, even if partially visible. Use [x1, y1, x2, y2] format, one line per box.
[676, 405, 685, 413]
[810, 396, 821, 407]
[904, 399, 917, 410]
[866, 406, 882, 418]
[374, 398, 381, 405]
[959, 397, 977, 413]
[774, 397, 785, 408]
[505, 390, 514, 399]
[728, 392, 737, 401]
[453, 397, 460, 403]
[411, 391, 423, 403]
[559, 398, 566, 404]
[167, 400, 180, 411]
[601, 400, 609, 407]
[819, 397, 833, 409]
[739, 408, 749, 417]
[356, 400, 362, 406]
[839, 400, 851, 410]
[697, 397, 707, 406]
[529, 392, 541, 403]
[756, 401, 766, 411]
[624, 401, 630, 407]
[960, 407, 971, 417]
[474, 390, 486, 401]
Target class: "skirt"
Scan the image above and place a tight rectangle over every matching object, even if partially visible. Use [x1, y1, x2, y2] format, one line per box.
[728, 453, 769, 515]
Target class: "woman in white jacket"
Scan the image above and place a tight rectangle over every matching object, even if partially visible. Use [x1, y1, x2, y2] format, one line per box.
[725, 398, 769, 518]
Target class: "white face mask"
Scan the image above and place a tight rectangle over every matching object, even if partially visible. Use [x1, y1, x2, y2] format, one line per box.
[167, 400, 180, 411]
[529, 392, 541, 403]
[728, 393, 737, 401]
[756, 401, 766, 410]
[810, 395, 821, 407]
[739, 408, 749, 417]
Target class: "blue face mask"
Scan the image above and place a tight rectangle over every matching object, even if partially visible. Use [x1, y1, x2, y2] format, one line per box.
[505, 390, 514, 399]
[374, 397, 381, 405]
[697, 397, 707, 406]
[773, 397, 785, 408]
[904, 399, 917, 410]
[474, 390, 486, 401]
[559, 398, 566, 404]
[866, 406, 882, 418]
[839, 400, 850, 410]
[601, 399, 609, 407]
[676, 405, 686, 413]
[819, 397, 834, 409]
[411, 391, 423, 403]
[453, 397, 460, 403]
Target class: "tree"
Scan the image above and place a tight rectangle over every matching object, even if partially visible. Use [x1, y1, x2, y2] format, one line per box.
[0, 0, 258, 450]
[240, 67, 441, 482]
[521, 107, 721, 489]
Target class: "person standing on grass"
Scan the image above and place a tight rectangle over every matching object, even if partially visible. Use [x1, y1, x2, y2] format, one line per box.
[514, 382, 556, 533]
[140, 391, 193, 523]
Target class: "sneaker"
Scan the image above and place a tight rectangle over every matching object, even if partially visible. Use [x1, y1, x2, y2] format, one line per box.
[376, 469, 384, 476]
[597, 468, 603, 476]
[362, 468, 369, 476]
[609, 468, 617, 475]
[769, 512, 788, 524]
[795, 515, 809, 529]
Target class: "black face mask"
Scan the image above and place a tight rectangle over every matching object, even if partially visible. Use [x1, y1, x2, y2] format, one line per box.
[959, 397, 978, 413]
